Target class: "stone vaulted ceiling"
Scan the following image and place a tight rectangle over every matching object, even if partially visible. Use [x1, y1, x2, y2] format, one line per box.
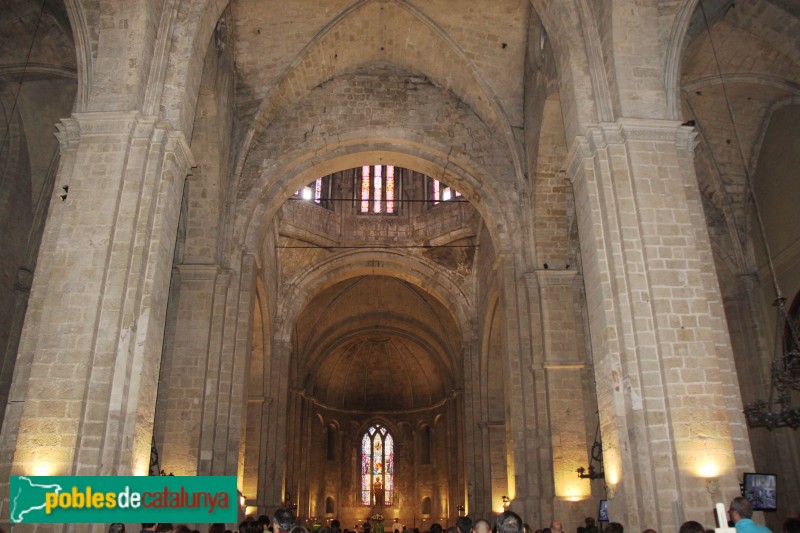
[294, 276, 461, 412]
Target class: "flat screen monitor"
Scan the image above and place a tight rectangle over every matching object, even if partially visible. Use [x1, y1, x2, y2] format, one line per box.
[598, 499, 609, 522]
[742, 473, 777, 511]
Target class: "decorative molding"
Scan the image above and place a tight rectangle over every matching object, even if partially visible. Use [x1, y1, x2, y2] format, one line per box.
[307, 395, 451, 416]
[566, 118, 694, 181]
[543, 363, 586, 370]
[0, 62, 77, 80]
[534, 269, 578, 286]
[55, 118, 81, 150]
[175, 263, 227, 281]
[71, 111, 143, 135]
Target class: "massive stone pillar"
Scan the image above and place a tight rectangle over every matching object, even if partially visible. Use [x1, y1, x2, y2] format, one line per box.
[497, 256, 554, 527]
[0, 112, 193, 529]
[535, 269, 600, 528]
[156, 252, 255, 481]
[566, 119, 753, 531]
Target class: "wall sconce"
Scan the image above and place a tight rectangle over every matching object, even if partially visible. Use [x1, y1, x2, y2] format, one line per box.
[59, 185, 69, 201]
[577, 437, 605, 480]
[456, 504, 465, 516]
[502, 495, 510, 508]
[285, 491, 298, 510]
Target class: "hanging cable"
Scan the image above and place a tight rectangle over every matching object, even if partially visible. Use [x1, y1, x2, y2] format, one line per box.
[697, 0, 783, 301]
[698, 1, 800, 429]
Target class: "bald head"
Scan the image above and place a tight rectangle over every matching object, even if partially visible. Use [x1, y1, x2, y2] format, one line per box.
[550, 521, 563, 533]
[473, 519, 491, 533]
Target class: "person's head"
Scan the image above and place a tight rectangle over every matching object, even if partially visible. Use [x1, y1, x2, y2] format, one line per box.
[550, 521, 563, 533]
[523, 524, 532, 533]
[172, 527, 193, 533]
[239, 523, 264, 533]
[209, 524, 227, 533]
[156, 525, 174, 533]
[585, 519, 595, 529]
[260, 516, 272, 529]
[730, 497, 754, 523]
[274, 507, 298, 533]
[605, 523, 623, 533]
[473, 519, 491, 533]
[679, 521, 705, 533]
[642, 529, 656, 533]
[457, 517, 473, 533]
[142, 525, 157, 532]
[784, 518, 800, 533]
[108, 524, 125, 533]
[497, 511, 523, 533]
[542, 528, 551, 533]
[431, 524, 443, 533]
[332, 521, 341, 532]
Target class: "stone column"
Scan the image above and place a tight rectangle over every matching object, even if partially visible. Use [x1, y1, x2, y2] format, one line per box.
[566, 119, 753, 531]
[0, 111, 193, 528]
[261, 336, 292, 514]
[535, 269, 599, 529]
[157, 251, 254, 480]
[497, 256, 552, 526]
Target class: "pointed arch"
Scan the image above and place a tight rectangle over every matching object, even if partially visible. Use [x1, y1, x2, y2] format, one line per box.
[360, 422, 395, 506]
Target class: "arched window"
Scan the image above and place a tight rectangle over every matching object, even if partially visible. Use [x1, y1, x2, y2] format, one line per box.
[325, 497, 335, 515]
[421, 496, 432, 516]
[361, 423, 394, 506]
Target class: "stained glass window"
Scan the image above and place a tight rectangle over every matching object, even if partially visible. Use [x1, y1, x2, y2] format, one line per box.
[373, 165, 383, 213]
[293, 177, 331, 209]
[361, 166, 371, 213]
[428, 178, 461, 208]
[360, 424, 394, 506]
[357, 165, 399, 215]
[385, 166, 395, 214]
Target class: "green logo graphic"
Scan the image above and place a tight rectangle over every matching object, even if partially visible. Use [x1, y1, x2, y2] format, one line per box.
[9, 476, 238, 524]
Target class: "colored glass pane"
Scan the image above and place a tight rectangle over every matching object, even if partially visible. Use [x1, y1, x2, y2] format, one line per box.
[443, 187, 452, 201]
[314, 178, 322, 204]
[373, 165, 383, 213]
[361, 433, 371, 505]
[433, 179, 440, 204]
[386, 166, 395, 213]
[360, 424, 395, 506]
[361, 166, 370, 213]
[385, 433, 394, 505]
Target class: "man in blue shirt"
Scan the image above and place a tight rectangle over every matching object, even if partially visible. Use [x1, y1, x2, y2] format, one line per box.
[729, 497, 772, 533]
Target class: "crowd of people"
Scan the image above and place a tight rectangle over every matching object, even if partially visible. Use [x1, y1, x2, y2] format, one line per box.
[93, 496, 798, 533]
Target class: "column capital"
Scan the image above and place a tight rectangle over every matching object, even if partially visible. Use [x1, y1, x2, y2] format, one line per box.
[174, 263, 229, 281]
[566, 118, 698, 181]
[55, 111, 195, 170]
[533, 269, 578, 286]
